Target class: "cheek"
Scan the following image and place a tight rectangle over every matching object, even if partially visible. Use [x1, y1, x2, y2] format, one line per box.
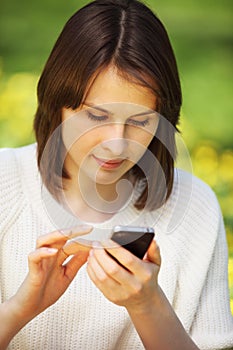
[62, 111, 97, 151]
[129, 132, 154, 164]
[67, 131, 102, 161]
[141, 132, 154, 147]
[128, 130, 154, 152]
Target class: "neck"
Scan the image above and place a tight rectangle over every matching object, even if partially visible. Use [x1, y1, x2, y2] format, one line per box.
[62, 169, 134, 224]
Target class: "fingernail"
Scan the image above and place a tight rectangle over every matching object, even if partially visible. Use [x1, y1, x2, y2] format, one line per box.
[47, 248, 58, 254]
[59, 228, 73, 237]
[89, 249, 94, 257]
[92, 241, 102, 249]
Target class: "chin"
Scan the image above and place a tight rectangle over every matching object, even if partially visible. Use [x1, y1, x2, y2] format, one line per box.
[90, 173, 124, 186]
[88, 166, 129, 185]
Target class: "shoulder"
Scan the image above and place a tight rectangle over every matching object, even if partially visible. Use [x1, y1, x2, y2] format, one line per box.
[152, 168, 222, 242]
[0, 142, 37, 187]
[163, 169, 223, 264]
[0, 143, 37, 185]
[172, 168, 220, 219]
[0, 143, 36, 165]
[0, 146, 21, 196]
[152, 169, 224, 267]
[0, 144, 37, 232]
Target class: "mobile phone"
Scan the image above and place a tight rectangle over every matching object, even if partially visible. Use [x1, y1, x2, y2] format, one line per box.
[109, 225, 155, 260]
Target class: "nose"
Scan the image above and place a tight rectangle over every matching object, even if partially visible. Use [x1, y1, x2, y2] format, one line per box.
[100, 123, 128, 156]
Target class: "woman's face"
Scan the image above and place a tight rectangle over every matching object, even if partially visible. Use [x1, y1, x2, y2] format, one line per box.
[62, 66, 158, 185]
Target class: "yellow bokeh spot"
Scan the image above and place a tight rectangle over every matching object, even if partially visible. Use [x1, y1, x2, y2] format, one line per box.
[219, 151, 233, 183]
[0, 73, 38, 146]
[228, 256, 233, 315]
[192, 144, 219, 187]
[229, 258, 233, 281]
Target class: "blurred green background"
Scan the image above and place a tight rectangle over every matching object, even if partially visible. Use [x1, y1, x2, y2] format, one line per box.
[0, 0, 232, 311]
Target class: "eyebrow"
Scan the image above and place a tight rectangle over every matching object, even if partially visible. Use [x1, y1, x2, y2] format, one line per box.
[83, 102, 155, 117]
[83, 102, 113, 115]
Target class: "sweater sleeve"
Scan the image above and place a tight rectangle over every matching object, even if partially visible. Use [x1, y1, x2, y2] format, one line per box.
[190, 208, 233, 350]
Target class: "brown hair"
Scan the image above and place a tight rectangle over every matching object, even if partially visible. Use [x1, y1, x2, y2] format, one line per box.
[34, 0, 182, 210]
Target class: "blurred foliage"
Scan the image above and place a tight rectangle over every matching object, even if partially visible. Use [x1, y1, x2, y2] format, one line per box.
[0, 73, 37, 146]
[0, 0, 232, 312]
[191, 143, 233, 309]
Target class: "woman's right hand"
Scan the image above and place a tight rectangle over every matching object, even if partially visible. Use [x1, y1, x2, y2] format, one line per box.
[0, 225, 92, 349]
[15, 225, 92, 318]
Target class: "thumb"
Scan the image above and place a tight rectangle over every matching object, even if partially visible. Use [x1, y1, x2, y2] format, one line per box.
[146, 240, 161, 266]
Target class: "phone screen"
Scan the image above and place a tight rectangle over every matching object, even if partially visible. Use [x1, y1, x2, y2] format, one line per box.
[110, 225, 155, 259]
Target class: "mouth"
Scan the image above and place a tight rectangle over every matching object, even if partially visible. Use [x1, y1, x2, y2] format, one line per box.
[92, 155, 125, 169]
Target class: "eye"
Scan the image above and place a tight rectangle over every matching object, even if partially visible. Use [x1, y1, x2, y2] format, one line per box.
[127, 118, 149, 127]
[87, 111, 108, 122]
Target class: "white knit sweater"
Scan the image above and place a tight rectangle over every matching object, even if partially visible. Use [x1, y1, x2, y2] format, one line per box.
[0, 144, 233, 350]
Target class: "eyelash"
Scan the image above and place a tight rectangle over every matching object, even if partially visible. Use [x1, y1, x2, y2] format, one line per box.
[127, 119, 149, 127]
[87, 112, 149, 127]
[87, 112, 108, 122]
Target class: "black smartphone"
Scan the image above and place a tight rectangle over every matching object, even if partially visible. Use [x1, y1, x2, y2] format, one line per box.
[109, 225, 155, 260]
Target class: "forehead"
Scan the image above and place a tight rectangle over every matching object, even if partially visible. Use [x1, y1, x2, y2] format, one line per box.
[83, 66, 157, 111]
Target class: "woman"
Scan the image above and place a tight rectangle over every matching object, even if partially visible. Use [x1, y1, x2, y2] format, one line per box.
[0, 0, 232, 349]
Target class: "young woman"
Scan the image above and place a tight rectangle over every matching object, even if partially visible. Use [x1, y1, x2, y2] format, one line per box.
[0, 0, 232, 349]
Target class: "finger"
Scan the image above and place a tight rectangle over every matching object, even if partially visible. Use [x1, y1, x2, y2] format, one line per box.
[28, 247, 58, 274]
[59, 225, 93, 239]
[146, 240, 161, 266]
[87, 250, 120, 289]
[36, 225, 93, 249]
[63, 250, 89, 281]
[62, 239, 91, 256]
[103, 240, 143, 274]
[91, 243, 135, 285]
[56, 239, 92, 265]
[87, 251, 143, 305]
[87, 261, 99, 285]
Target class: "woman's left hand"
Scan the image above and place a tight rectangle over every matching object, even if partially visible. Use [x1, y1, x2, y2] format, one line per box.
[86, 239, 161, 313]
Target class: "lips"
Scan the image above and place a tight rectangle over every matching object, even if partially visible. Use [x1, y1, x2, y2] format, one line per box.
[92, 155, 125, 169]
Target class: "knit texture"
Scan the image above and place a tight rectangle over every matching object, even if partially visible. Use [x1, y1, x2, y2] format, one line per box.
[0, 144, 233, 350]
